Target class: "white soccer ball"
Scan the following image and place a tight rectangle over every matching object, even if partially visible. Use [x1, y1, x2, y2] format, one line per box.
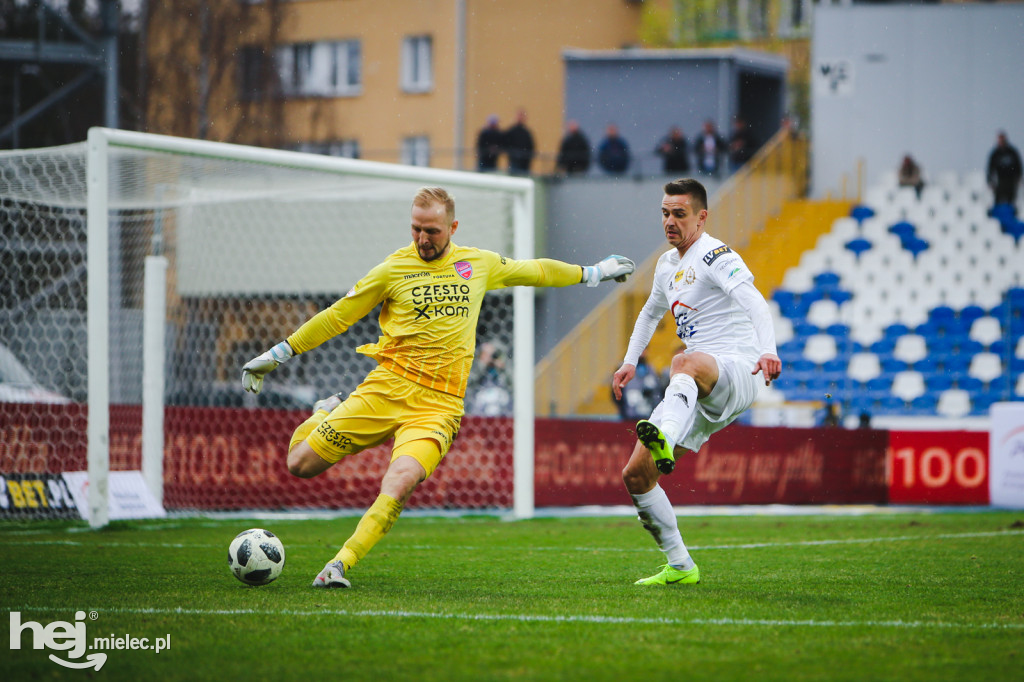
[228, 528, 285, 586]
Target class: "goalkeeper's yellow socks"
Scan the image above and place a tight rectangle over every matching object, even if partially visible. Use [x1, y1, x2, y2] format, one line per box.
[334, 493, 404, 571]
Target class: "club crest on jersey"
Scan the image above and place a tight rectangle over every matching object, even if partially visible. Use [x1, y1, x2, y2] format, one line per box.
[703, 245, 732, 266]
[674, 267, 696, 285]
[454, 261, 473, 280]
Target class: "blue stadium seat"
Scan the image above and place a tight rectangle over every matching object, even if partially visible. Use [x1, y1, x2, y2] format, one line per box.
[870, 338, 896, 355]
[957, 376, 984, 392]
[957, 339, 985, 356]
[822, 358, 848, 374]
[909, 394, 938, 415]
[1007, 220, 1024, 243]
[850, 205, 875, 223]
[883, 323, 911, 338]
[826, 323, 852, 338]
[790, 358, 817, 374]
[902, 236, 930, 258]
[813, 271, 842, 289]
[866, 376, 894, 392]
[881, 357, 909, 374]
[1008, 288, 1024, 309]
[913, 356, 940, 374]
[930, 306, 957, 324]
[829, 289, 854, 305]
[845, 237, 872, 257]
[990, 202, 1018, 227]
[925, 374, 954, 392]
[876, 395, 907, 414]
[792, 321, 819, 337]
[889, 221, 916, 239]
[989, 339, 1008, 356]
[773, 290, 812, 319]
[960, 305, 986, 324]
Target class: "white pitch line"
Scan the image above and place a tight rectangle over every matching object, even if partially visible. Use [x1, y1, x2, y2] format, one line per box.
[7, 605, 1023, 631]
[2, 529, 1022, 552]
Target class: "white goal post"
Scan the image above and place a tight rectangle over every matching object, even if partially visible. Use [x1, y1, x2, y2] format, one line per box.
[3, 127, 537, 527]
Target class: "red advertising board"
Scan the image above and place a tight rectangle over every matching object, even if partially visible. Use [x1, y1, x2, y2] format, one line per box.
[0, 402, 989, 510]
[887, 431, 989, 505]
[534, 420, 889, 506]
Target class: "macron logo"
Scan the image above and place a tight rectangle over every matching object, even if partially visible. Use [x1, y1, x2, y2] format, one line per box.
[9, 611, 107, 671]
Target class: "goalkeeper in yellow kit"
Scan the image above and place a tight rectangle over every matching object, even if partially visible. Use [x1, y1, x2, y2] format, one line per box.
[241, 186, 635, 587]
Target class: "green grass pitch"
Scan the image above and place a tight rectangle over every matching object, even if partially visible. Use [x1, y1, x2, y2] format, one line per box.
[2, 510, 1022, 681]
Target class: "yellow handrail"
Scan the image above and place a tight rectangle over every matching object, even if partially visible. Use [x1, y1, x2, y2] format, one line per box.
[534, 129, 808, 416]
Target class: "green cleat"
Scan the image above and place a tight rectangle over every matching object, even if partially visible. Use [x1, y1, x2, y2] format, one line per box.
[634, 564, 701, 586]
[636, 420, 676, 474]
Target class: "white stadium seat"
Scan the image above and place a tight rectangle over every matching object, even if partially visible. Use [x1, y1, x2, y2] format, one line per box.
[804, 334, 838, 365]
[893, 334, 928, 364]
[847, 353, 881, 383]
[891, 371, 926, 402]
[969, 317, 1002, 347]
[937, 389, 972, 419]
[968, 353, 1003, 384]
[807, 299, 841, 329]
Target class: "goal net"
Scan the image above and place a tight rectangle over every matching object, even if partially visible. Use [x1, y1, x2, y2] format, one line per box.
[0, 128, 536, 526]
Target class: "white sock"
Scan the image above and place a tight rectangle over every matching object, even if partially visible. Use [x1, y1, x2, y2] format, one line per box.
[656, 373, 699, 449]
[630, 484, 694, 570]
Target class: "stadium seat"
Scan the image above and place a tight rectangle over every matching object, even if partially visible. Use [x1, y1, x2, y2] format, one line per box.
[1004, 220, 1024, 243]
[807, 299, 841, 328]
[847, 352, 881, 383]
[889, 221, 917, 240]
[830, 217, 861, 242]
[804, 334, 838, 365]
[845, 237, 872, 257]
[883, 322, 911, 339]
[880, 357, 909, 374]
[902, 236, 930, 259]
[925, 373, 955, 392]
[892, 334, 928, 364]
[891, 371, 926, 402]
[936, 389, 972, 419]
[968, 353, 1003, 384]
[850, 205, 875, 223]
[990, 202, 1017, 228]
[969, 316, 1002, 347]
[1016, 374, 1024, 398]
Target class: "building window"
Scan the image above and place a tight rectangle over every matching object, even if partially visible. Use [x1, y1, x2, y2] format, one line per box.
[401, 136, 430, 167]
[294, 140, 361, 159]
[239, 45, 272, 100]
[276, 40, 361, 98]
[401, 35, 432, 93]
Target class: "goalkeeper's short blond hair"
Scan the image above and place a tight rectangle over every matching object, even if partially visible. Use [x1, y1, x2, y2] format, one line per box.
[413, 187, 455, 225]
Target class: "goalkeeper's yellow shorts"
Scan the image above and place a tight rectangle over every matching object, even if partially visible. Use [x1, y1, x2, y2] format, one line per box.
[307, 366, 463, 477]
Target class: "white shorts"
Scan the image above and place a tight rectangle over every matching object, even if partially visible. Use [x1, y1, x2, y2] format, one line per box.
[650, 352, 760, 453]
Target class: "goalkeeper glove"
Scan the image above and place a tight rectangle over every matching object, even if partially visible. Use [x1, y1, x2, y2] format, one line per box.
[241, 341, 293, 394]
[583, 255, 635, 287]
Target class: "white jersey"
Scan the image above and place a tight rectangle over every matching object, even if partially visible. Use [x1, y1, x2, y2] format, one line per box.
[636, 232, 760, 360]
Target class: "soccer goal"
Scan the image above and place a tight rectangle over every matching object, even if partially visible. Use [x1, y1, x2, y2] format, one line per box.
[0, 128, 537, 527]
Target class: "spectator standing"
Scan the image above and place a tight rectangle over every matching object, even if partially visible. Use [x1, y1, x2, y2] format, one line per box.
[987, 131, 1023, 207]
[898, 154, 925, 198]
[655, 126, 690, 174]
[556, 120, 592, 175]
[598, 124, 631, 175]
[728, 119, 752, 172]
[503, 109, 536, 175]
[475, 115, 503, 172]
[694, 120, 726, 177]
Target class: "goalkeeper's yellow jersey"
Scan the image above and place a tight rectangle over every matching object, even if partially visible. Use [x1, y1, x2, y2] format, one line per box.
[286, 242, 582, 398]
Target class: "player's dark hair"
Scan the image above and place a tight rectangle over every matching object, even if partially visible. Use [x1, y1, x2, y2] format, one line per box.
[664, 178, 707, 211]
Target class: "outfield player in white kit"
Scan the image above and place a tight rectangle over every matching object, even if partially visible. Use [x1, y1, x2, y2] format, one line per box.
[612, 178, 782, 585]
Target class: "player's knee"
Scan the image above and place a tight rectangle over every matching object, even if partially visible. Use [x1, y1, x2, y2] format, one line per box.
[622, 460, 652, 494]
[286, 449, 322, 478]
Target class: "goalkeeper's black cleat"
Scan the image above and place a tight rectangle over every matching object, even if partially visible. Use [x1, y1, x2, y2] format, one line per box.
[636, 420, 676, 474]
